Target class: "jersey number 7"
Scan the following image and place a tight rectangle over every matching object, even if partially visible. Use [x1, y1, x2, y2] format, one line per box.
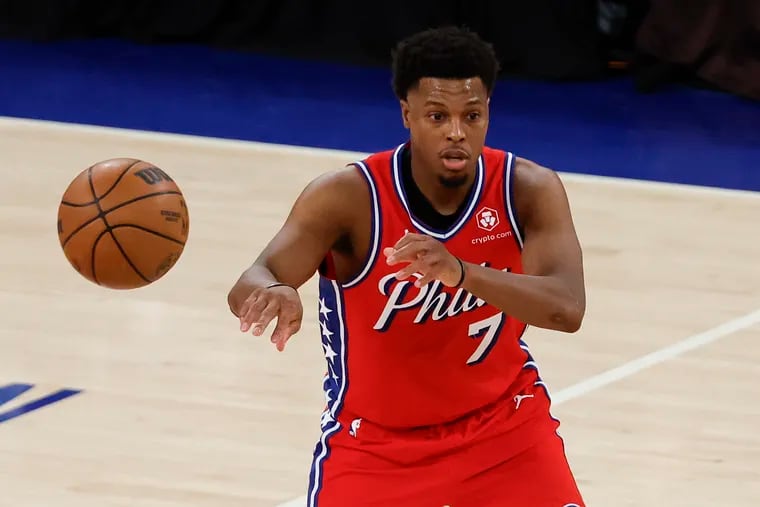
[466, 312, 505, 365]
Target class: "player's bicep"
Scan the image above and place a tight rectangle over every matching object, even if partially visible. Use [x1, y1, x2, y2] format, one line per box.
[519, 167, 584, 294]
[256, 169, 359, 285]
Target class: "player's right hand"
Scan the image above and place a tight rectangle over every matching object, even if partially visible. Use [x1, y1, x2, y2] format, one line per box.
[238, 285, 303, 351]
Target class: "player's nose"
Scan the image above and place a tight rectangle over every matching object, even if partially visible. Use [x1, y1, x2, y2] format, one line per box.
[446, 119, 465, 142]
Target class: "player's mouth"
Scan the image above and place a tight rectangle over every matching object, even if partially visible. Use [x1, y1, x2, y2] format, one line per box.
[440, 148, 469, 171]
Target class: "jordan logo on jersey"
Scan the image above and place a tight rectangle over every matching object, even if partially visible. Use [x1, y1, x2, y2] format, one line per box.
[373, 264, 511, 330]
[513, 393, 534, 410]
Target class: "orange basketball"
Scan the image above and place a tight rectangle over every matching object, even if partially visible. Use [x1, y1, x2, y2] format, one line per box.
[57, 158, 190, 289]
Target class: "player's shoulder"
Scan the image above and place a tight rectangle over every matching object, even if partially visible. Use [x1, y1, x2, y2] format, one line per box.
[291, 165, 371, 230]
[309, 146, 400, 193]
[506, 154, 569, 226]
[512, 156, 564, 194]
[480, 145, 563, 193]
[305, 164, 369, 197]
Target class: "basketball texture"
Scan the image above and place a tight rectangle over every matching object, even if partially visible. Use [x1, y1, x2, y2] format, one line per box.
[57, 158, 190, 289]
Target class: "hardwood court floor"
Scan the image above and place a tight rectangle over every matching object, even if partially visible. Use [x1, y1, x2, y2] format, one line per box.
[1, 117, 758, 506]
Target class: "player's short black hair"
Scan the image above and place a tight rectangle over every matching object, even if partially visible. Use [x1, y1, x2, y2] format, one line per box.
[391, 26, 500, 100]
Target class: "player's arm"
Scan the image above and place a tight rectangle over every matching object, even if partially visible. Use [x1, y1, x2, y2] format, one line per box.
[227, 167, 365, 347]
[460, 159, 585, 332]
[385, 159, 585, 332]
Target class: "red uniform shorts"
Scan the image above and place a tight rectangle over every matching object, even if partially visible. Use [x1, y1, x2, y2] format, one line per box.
[306, 371, 585, 507]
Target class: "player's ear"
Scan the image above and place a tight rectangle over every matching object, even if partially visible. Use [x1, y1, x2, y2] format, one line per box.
[400, 100, 410, 129]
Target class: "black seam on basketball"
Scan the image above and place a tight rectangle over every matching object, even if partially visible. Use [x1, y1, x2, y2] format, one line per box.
[61, 200, 96, 208]
[86, 166, 99, 209]
[90, 228, 112, 286]
[97, 160, 142, 200]
[87, 166, 150, 284]
[61, 165, 103, 248]
[108, 224, 186, 246]
[104, 191, 183, 216]
[61, 214, 102, 248]
[58, 163, 96, 206]
[61, 161, 149, 206]
[60, 191, 183, 248]
[107, 229, 151, 284]
[87, 166, 103, 285]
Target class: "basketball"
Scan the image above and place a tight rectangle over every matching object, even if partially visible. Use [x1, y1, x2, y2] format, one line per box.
[56, 158, 190, 289]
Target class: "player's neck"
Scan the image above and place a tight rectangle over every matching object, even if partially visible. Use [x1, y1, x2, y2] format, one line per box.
[409, 155, 474, 216]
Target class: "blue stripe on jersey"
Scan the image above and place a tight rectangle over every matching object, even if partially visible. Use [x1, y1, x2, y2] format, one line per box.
[317, 278, 349, 417]
[307, 419, 340, 507]
[342, 160, 381, 288]
[519, 336, 563, 430]
[503, 151, 524, 249]
[308, 278, 350, 506]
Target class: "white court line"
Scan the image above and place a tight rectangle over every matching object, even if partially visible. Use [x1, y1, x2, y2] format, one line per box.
[1, 116, 758, 199]
[551, 308, 760, 404]
[275, 308, 760, 507]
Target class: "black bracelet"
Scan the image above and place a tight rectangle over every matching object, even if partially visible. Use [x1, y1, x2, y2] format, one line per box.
[454, 257, 466, 287]
[266, 282, 297, 291]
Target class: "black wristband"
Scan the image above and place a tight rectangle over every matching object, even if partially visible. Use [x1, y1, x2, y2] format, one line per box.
[454, 257, 466, 287]
[266, 282, 296, 291]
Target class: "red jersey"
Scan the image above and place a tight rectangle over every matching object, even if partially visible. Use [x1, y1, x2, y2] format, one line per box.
[317, 143, 535, 429]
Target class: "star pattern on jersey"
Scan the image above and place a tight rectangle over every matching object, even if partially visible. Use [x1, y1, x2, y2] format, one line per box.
[319, 297, 333, 319]
[319, 298, 339, 369]
[317, 281, 345, 429]
[320, 320, 334, 343]
[320, 409, 334, 429]
[323, 342, 337, 362]
[320, 374, 336, 429]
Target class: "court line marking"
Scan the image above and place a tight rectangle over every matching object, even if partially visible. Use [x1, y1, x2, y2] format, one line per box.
[275, 308, 760, 507]
[1, 116, 758, 199]
[551, 308, 760, 404]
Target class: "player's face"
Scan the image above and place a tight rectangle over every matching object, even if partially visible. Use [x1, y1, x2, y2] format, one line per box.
[401, 77, 489, 188]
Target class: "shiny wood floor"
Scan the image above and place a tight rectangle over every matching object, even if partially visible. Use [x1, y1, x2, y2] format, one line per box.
[1, 117, 758, 506]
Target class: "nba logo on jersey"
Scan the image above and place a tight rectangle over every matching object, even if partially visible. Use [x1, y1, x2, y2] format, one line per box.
[476, 206, 499, 231]
[349, 418, 362, 438]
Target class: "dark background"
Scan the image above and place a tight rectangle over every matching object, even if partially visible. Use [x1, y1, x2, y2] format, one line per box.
[0, 0, 758, 191]
[1, 0, 756, 99]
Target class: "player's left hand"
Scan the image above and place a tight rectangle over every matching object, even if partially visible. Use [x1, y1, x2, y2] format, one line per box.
[383, 232, 464, 288]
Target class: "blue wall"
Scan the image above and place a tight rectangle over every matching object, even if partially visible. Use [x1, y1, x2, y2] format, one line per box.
[1, 38, 758, 191]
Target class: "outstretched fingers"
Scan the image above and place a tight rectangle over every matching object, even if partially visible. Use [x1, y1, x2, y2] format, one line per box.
[240, 292, 280, 335]
[271, 317, 302, 351]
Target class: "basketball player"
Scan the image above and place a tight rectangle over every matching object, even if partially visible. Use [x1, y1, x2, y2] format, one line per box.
[228, 26, 586, 507]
